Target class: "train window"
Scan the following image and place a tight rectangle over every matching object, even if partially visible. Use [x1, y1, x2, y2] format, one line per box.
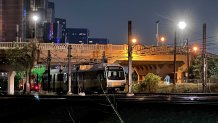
[107, 66, 123, 70]
[107, 71, 125, 80]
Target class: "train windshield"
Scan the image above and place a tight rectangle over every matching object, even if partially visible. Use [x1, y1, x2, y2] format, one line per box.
[106, 66, 125, 80]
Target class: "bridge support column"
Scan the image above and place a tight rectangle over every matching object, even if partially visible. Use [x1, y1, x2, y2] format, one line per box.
[133, 67, 140, 82]
[7, 71, 16, 95]
[156, 65, 160, 76]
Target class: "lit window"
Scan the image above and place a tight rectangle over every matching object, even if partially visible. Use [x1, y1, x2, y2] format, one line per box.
[79, 41, 83, 43]
[89, 41, 93, 43]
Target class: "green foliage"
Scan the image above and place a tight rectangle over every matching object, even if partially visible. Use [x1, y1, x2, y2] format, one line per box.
[207, 57, 218, 79]
[133, 81, 144, 93]
[190, 55, 202, 79]
[143, 73, 161, 92]
[190, 55, 218, 79]
[6, 42, 37, 72]
[133, 73, 161, 93]
[31, 65, 46, 76]
[31, 65, 46, 83]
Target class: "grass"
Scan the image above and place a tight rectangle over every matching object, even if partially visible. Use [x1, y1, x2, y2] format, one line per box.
[133, 81, 218, 93]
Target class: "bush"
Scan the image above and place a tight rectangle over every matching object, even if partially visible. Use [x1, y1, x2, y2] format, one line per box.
[133, 73, 161, 93]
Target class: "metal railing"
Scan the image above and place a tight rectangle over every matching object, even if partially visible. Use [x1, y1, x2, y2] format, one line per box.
[0, 42, 186, 54]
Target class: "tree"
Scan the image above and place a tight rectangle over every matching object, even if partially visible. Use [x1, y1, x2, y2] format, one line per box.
[31, 65, 46, 83]
[190, 55, 218, 80]
[6, 42, 38, 94]
[133, 73, 161, 93]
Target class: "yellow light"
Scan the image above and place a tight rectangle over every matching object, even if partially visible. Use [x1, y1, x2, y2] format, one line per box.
[193, 46, 198, 52]
[132, 38, 137, 44]
[160, 37, 165, 42]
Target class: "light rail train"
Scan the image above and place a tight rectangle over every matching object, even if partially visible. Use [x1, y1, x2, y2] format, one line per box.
[44, 63, 127, 94]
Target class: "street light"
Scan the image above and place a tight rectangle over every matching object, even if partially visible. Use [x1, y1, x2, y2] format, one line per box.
[127, 20, 137, 96]
[160, 36, 165, 42]
[178, 21, 187, 30]
[132, 38, 137, 44]
[32, 14, 39, 41]
[127, 37, 137, 96]
[193, 46, 198, 52]
[174, 21, 187, 84]
[160, 36, 166, 45]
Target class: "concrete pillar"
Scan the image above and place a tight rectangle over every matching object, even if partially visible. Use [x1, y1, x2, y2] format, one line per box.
[156, 64, 160, 75]
[133, 67, 140, 83]
[7, 71, 16, 95]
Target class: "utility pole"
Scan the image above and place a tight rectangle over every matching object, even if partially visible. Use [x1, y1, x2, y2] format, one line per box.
[156, 21, 159, 46]
[127, 20, 134, 96]
[186, 39, 189, 83]
[173, 31, 177, 84]
[47, 50, 51, 92]
[67, 45, 72, 95]
[16, 24, 19, 42]
[202, 23, 207, 93]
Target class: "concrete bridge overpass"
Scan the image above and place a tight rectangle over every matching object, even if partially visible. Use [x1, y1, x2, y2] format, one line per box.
[0, 42, 189, 94]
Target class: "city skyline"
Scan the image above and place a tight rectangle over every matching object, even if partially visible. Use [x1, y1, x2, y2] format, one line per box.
[52, 0, 218, 53]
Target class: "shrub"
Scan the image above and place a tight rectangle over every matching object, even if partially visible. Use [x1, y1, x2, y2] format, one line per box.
[133, 73, 161, 93]
[143, 73, 161, 93]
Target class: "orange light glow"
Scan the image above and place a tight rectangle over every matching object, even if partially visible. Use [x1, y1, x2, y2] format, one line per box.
[132, 38, 137, 44]
[193, 46, 198, 52]
[160, 37, 165, 42]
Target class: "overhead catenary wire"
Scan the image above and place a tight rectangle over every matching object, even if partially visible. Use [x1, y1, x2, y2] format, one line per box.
[98, 79, 125, 123]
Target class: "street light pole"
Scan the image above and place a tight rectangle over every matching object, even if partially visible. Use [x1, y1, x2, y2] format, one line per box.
[156, 21, 159, 46]
[32, 14, 39, 41]
[173, 21, 187, 84]
[34, 21, 37, 41]
[202, 23, 207, 93]
[67, 45, 72, 95]
[127, 21, 134, 96]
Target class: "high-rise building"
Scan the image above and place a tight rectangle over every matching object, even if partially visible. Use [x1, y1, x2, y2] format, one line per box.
[0, 0, 53, 42]
[88, 38, 109, 44]
[66, 28, 109, 44]
[0, 0, 24, 42]
[53, 18, 66, 43]
[47, 2, 55, 23]
[25, 0, 49, 42]
[66, 28, 89, 44]
[43, 2, 55, 42]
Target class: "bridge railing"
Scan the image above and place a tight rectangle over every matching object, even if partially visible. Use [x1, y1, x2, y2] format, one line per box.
[0, 42, 187, 54]
[0, 42, 29, 49]
[37, 43, 128, 51]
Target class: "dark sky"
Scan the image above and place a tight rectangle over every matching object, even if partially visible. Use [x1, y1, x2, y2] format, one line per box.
[51, 0, 218, 53]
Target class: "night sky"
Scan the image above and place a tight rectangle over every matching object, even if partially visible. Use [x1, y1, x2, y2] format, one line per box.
[52, 0, 218, 53]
